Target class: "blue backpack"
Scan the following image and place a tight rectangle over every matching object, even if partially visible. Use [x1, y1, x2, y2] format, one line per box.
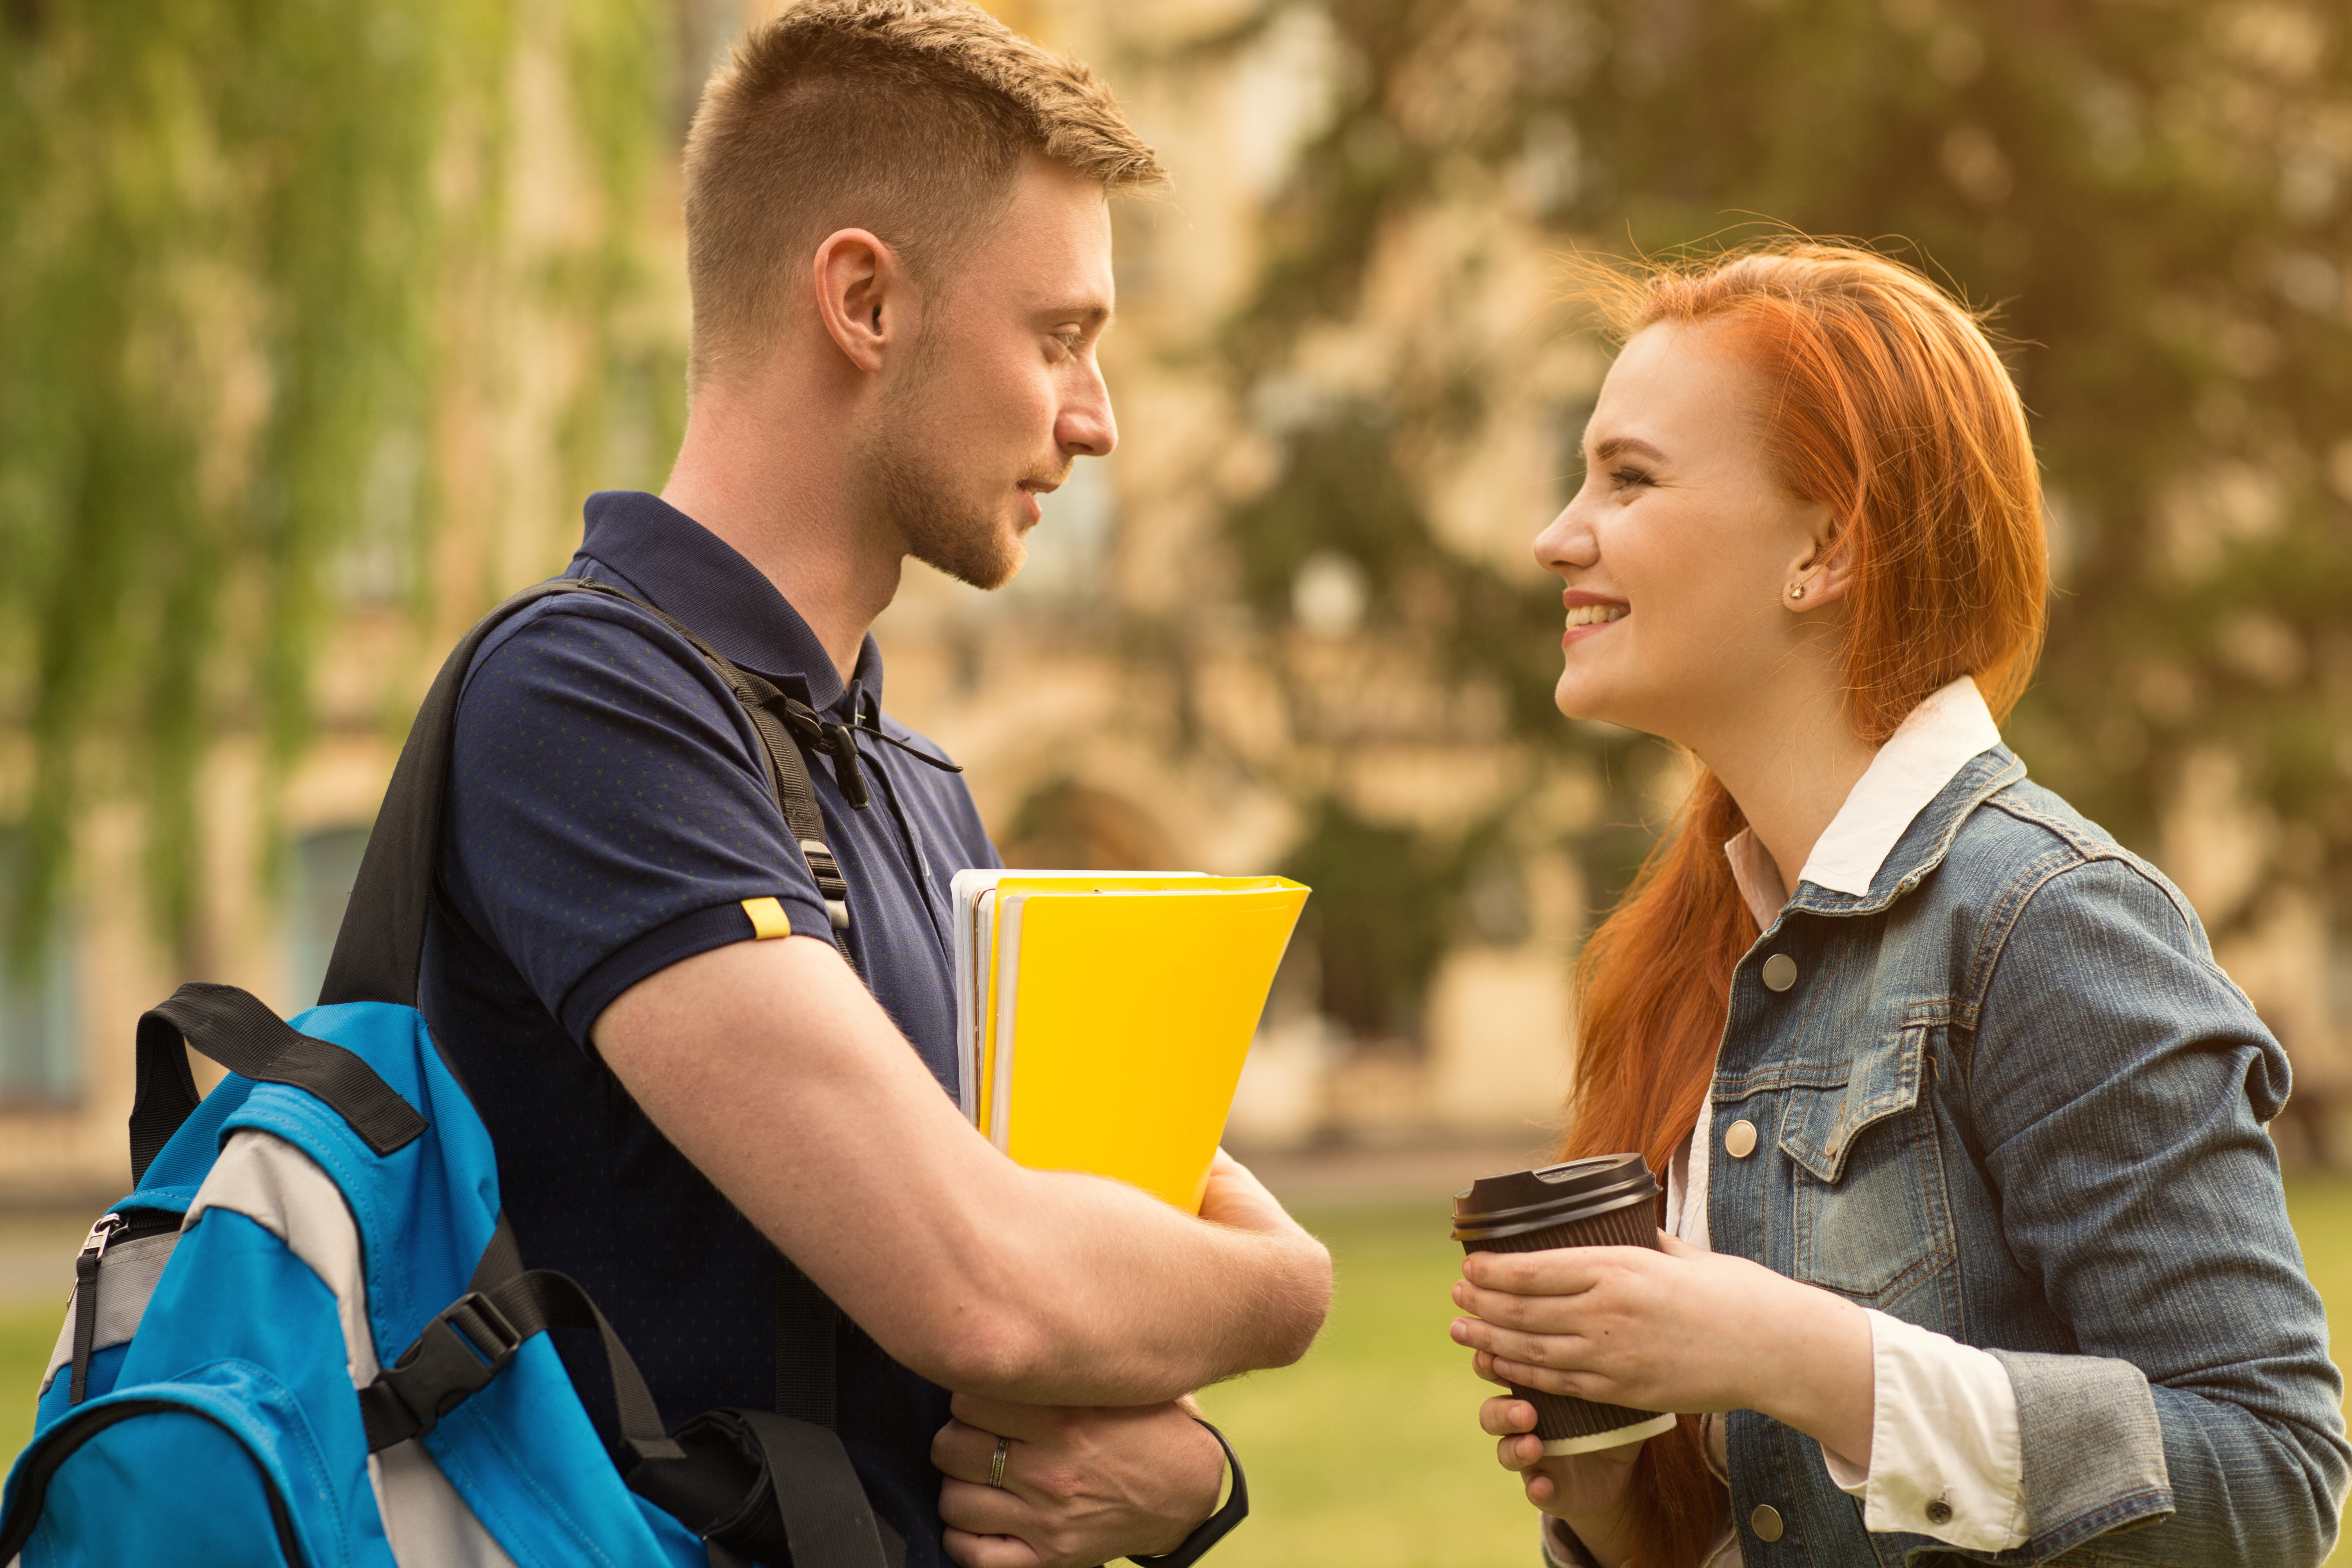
[2, 582, 893, 1568]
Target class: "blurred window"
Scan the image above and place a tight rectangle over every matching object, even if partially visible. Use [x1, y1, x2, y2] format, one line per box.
[997, 782, 1176, 871]
[286, 826, 370, 1012]
[0, 831, 78, 1107]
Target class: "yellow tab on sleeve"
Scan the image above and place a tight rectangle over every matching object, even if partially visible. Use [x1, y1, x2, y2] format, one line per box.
[741, 897, 792, 940]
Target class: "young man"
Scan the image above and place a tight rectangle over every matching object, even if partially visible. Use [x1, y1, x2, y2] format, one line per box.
[417, 4, 1332, 1565]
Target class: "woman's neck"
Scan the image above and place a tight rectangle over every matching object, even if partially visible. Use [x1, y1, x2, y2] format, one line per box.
[1686, 681, 1880, 895]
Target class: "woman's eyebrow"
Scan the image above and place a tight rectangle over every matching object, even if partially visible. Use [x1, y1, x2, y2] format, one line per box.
[1592, 436, 1668, 465]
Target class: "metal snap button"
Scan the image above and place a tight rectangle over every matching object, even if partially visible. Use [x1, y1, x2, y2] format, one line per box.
[1750, 1503, 1784, 1541]
[1761, 953, 1797, 992]
[1724, 1119, 1758, 1159]
[1925, 1494, 1953, 1526]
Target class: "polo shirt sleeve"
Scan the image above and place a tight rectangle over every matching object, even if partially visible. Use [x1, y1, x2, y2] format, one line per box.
[439, 599, 839, 1046]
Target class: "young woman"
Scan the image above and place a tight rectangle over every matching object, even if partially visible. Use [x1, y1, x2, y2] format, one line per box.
[1450, 243, 2350, 1568]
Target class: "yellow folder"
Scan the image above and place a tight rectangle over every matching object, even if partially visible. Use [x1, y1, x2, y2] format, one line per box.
[971, 873, 1221, 1135]
[975, 875, 1308, 1212]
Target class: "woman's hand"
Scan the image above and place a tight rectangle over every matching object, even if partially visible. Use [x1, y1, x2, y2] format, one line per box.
[1451, 1233, 1874, 1470]
[1475, 1384, 1647, 1567]
[1483, 1390, 1648, 1517]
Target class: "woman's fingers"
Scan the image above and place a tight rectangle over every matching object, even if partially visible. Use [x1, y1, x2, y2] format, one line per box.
[1496, 1432, 1547, 1472]
[1452, 1313, 1586, 1368]
[1452, 1277, 1597, 1332]
[1483, 1353, 1597, 1397]
[1479, 1394, 1539, 1437]
[1460, 1243, 1650, 1295]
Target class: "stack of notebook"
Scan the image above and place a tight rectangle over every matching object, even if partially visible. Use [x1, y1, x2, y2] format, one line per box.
[949, 870, 1310, 1213]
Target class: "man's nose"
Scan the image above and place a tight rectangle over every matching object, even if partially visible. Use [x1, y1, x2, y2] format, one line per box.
[1057, 359, 1117, 459]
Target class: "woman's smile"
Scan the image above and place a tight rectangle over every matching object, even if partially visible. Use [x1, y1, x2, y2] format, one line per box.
[1563, 591, 1628, 645]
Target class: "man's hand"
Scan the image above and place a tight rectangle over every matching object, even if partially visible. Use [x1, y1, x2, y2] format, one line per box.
[933, 1393, 1225, 1568]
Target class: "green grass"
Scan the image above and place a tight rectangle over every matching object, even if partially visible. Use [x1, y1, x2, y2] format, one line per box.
[3, 1178, 2349, 1563]
[1194, 1205, 1539, 1567]
[1, 1297, 57, 1463]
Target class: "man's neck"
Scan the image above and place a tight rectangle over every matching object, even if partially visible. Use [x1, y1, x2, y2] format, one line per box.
[660, 373, 901, 686]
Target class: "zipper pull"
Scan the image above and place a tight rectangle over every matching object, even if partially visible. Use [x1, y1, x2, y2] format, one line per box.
[78, 1212, 125, 1274]
[69, 1212, 124, 1405]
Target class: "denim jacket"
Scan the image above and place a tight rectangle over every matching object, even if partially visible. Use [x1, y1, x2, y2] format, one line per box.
[1707, 746, 2348, 1565]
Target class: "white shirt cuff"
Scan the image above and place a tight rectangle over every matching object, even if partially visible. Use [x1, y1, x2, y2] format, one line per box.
[1820, 1309, 2028, 1550]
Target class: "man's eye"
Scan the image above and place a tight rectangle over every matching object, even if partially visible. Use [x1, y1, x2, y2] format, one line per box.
[1052, 332, 1082, 354]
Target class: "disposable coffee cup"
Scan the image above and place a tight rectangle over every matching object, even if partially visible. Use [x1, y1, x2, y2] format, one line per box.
[1453, 1153, 1679, 1455]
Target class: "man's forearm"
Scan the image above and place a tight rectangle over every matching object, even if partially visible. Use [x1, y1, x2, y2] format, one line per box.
[595, 934, 1330, 1401]
[958, 1162, 1327, 1401]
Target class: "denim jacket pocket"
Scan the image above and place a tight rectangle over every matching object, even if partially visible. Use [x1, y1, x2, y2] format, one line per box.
[1777, 1022, 1958, 1314]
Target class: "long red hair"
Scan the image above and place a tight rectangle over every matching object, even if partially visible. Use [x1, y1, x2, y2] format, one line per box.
[1555, 242, 2049, 1565]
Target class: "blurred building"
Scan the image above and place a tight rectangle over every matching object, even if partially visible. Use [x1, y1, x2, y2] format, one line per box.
[7, 0, 2348, 1203]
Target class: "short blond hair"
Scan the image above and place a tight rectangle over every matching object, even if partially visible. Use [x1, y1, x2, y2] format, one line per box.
[683, 0, 1164, 386]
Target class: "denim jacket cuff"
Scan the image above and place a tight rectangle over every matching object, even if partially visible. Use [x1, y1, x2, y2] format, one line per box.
[1988, 1348, 2176, 1557]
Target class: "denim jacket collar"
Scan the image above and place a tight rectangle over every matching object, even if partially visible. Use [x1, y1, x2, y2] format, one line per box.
[1782, 743, 2028, 920]
[1727, 677, 2025, 928]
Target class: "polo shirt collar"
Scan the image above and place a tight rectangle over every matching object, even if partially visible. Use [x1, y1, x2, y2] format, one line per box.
[572, 489, 883, 715]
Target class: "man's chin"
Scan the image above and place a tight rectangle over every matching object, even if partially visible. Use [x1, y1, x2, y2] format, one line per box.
[913, 526, 1027, 592]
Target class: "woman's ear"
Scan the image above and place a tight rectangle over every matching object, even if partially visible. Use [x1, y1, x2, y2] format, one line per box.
[1784, 503, 1855, 611]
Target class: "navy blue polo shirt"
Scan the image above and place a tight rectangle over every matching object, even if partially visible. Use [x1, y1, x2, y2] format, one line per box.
[418, 489, 998, 1566]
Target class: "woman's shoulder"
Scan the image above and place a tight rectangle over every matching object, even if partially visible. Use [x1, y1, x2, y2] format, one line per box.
[1943, 773, 2202, 932]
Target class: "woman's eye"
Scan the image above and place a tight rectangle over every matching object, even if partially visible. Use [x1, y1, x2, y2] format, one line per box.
[1610, 467, 1653, 488]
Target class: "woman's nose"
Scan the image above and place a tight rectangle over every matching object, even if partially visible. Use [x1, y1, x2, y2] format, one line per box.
[1534, 502, 1597, 574]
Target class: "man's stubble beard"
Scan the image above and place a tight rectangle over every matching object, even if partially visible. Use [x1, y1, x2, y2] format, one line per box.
[862, 370, 1030, 592]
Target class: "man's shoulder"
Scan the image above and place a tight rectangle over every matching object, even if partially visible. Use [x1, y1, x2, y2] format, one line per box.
[460, 579, 726, 702]
[445, 584, 774, 817]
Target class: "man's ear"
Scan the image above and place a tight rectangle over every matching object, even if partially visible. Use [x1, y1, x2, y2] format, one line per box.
[811, 227, 909, 375]
[1786, 503, 1857, 611]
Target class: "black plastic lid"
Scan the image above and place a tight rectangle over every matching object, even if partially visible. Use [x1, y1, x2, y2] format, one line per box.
[1451, 1153, 1658, 1241]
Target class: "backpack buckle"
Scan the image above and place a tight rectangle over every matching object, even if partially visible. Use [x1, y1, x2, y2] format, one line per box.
[373, 1290, 525, 1440]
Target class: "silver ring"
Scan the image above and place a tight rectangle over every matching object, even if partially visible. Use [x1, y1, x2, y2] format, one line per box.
[987, 1434, 1010, 1488]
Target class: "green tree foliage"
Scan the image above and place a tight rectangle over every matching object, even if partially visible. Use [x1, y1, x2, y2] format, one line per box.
[0, 0, 675, 963]
[1216, 0, 2352, 939]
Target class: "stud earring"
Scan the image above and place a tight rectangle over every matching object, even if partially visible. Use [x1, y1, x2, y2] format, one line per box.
[1788, 582, 1807, 601]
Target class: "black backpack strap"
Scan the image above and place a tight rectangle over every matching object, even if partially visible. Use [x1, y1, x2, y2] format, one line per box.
[320, 578, 856, 1008]
[554, 580, 860, 935]
[130, 981, 429, 1186]
[359, 1215, 685, 1466]
[628, 1408, 902, 1568]
[320, 581, 599, 1007]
